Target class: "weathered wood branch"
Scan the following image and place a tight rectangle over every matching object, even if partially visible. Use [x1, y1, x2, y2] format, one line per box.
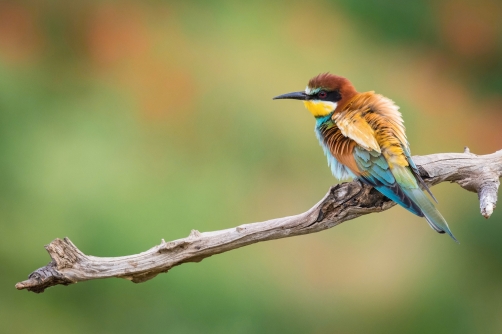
[16, 148, 502, 293]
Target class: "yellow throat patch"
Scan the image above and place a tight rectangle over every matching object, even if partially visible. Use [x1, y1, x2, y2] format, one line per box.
[303, 100, 338, 117]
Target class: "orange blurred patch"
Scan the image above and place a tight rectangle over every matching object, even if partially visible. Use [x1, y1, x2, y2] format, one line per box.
[86, 3, 150, 68]
[0, 2, 43, 64]
[436, 0, 501, 59]
[85, 3, 196, 119]
[471, 98, 502, 152]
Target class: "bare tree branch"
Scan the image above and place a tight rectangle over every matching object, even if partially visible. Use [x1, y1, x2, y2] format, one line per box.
[16, 148, 502, 293]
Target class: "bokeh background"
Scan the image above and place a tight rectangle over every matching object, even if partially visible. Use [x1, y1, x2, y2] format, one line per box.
[2, 0, 502, 333]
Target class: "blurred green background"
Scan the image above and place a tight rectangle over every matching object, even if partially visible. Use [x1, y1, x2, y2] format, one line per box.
[2, 0, 502, 333]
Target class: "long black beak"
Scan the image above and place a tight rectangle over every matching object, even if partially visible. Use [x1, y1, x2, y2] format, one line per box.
[273, 91, 308, 100]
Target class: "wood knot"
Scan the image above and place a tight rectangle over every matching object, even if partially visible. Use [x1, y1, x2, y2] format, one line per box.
[158, 240, 189, 253]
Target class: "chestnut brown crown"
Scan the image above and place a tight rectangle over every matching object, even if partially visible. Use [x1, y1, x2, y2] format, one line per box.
[308, 73, 357, 97]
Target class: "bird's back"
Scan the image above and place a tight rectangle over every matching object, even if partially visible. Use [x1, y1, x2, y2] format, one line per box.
[317, 91, 456, 240]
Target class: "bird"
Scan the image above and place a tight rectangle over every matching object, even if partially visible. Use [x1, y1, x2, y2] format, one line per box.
[273, 73, 456, 241]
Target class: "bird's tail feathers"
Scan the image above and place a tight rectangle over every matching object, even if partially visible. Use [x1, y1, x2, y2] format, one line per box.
[404, 187, 458, 243]
[389, 165, 457, 242]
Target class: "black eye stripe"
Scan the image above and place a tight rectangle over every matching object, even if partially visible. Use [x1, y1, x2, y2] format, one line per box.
[315, 89, 342, 102]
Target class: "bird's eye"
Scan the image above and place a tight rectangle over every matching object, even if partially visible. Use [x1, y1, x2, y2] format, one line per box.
[318, 91, 327, 99]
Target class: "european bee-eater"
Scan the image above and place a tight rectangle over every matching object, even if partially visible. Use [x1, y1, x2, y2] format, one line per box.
[274, 73, 456, 241]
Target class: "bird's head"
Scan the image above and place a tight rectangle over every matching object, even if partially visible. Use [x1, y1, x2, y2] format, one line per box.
[273, 73, 357, 118]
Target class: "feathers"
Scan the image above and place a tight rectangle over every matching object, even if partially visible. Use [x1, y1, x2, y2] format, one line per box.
[402, 145, 437, 202]
[334, 112, 381, 153]
[353, 146, 423, 216]
[314, 89, 456, 241]
[316, 117, 360, 175]
[405, 183, 456, 241]
[315, 118, 354, 180]
[304, 100, 338, 117]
